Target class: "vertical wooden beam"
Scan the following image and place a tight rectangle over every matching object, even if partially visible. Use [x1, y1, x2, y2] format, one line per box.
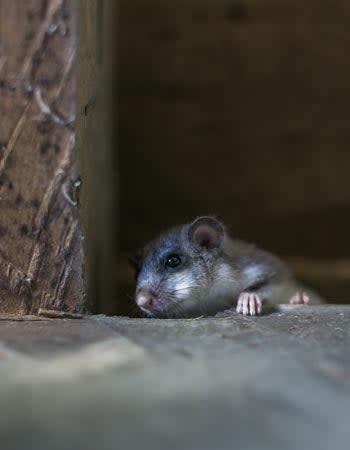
[0, 0, 85, 314]
[77, 1, 118, 313]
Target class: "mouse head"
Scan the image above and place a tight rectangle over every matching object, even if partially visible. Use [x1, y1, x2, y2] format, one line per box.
[131, 216, 226, 318]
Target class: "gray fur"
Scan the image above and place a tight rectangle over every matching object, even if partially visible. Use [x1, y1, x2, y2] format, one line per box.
[133, 216, 323, 318]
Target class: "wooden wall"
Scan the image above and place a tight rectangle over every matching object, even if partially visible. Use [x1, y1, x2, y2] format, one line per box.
[116, 0, 350, 310]
[118, 0, 350, 254]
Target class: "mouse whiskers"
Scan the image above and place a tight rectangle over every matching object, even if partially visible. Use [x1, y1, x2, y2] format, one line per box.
[164, 302, 185, 319]
[162, 285, 202, 297]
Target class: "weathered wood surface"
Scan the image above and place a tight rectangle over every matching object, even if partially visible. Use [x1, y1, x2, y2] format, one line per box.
[0, 306, 349, 450]
[0, 1, 84, 313]
[77, 0, 118, 314]
[118, 0, 350, 260]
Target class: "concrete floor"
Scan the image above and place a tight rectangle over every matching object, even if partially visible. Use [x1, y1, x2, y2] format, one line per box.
[0, 305, 349, 450]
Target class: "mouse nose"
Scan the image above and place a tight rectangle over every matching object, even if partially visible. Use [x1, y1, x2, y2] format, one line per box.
[136, 290, 156, 309]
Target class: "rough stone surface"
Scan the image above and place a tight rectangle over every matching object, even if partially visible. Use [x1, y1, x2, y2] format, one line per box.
[0, 305, 349, 450]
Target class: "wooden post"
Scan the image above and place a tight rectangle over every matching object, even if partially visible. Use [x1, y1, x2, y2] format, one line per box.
[77, 1, 118, 314]
[0, 0, 85, 314]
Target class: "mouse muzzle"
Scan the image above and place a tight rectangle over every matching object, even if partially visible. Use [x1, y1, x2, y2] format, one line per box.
[136, 288, 159, 314]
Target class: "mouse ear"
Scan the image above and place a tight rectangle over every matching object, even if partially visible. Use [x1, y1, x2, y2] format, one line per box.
[188, 216, 224, 249]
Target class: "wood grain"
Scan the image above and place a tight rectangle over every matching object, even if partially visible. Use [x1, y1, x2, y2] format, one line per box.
[77, 0, 118, 314]
[0, 0, 85, 314]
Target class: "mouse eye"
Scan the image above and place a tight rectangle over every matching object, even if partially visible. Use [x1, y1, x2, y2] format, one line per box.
[165, 254, 182, 269]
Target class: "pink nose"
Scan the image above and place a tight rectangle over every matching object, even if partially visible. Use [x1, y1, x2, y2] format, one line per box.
[136, 290, 155, 309]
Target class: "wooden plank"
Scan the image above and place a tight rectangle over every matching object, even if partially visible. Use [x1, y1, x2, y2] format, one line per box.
[0, 0, 85, 313]
[77, 1, 118, 313]
[0, 308, 350, 449]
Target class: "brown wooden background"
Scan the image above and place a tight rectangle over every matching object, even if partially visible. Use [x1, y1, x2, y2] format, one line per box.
[2, 0, 348, 315]
[116, 0, 350, 313]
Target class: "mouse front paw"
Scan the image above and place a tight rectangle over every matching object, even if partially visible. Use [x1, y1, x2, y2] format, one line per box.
[289, 291, 310, 305]
[236, 292, 262, 316]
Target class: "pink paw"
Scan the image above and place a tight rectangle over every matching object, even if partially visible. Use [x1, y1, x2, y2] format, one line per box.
[236, 292, 262, 316]
[289, 291, 310, 305]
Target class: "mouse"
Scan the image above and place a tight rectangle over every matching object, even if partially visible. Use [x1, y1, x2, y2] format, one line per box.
[130, 216, 324, 318]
